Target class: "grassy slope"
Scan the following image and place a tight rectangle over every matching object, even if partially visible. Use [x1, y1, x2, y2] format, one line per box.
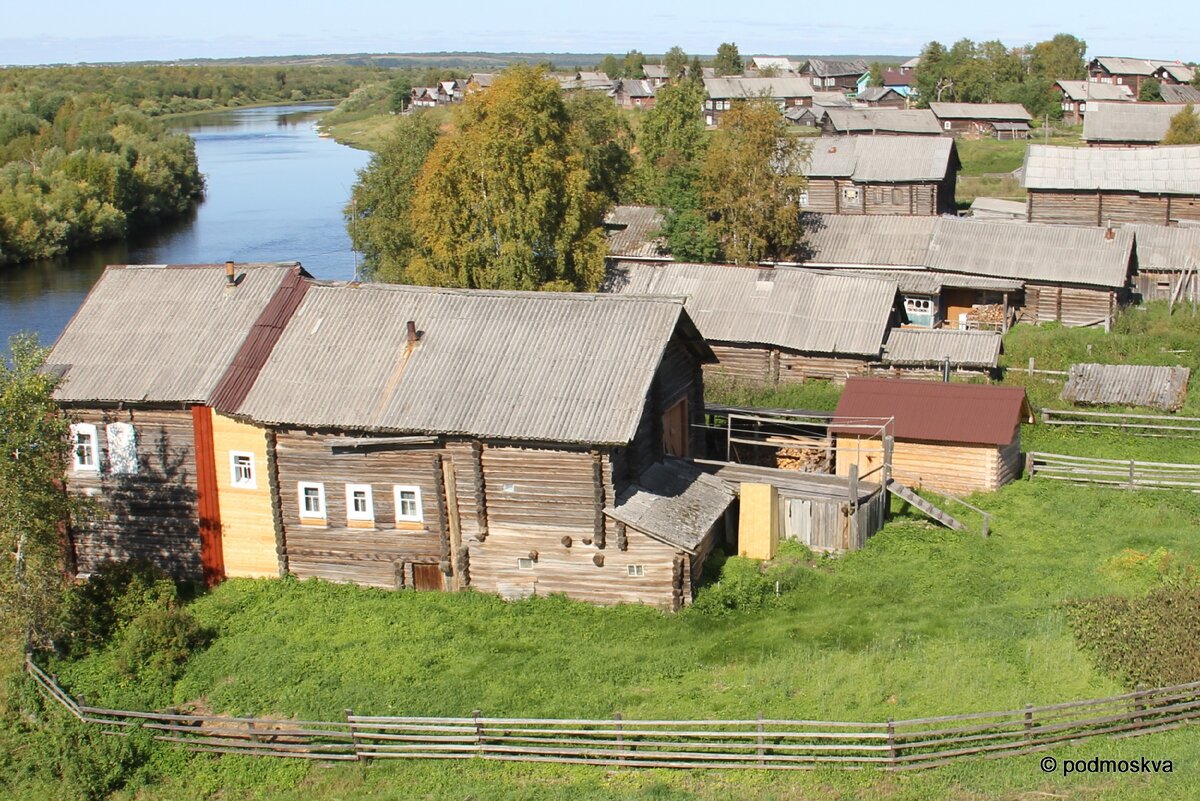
[954, 129, 1083, 205]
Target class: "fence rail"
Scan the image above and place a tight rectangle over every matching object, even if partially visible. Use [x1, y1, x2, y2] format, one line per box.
[24, 657, 1200, 771]
[1027, 451, 1200, 491]
[1040, 409, 1200, 439]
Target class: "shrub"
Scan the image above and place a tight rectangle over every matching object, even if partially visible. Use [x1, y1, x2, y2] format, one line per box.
[113, 601, 211, 690]
[59, 561, 179, 656]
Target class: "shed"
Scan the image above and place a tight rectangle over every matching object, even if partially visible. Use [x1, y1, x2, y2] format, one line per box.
[820, 108, 942, 136]
[1061, 363, 1191, 411]
[604, 205, 669, 262]
[603, 260, 899, 384]
[1083, 102, 1195, 147]
[1022, 144, 1200, 226]
[833, 377, 1033, 494]
[880, 328, 1003, 377]
[854, 87, 907, 108]
[929, 103, 1032, 139]
[699, 461, 887, 553]
[1124, 223, 1200, 301]
[969, 197, 1028, 221]
[796, 136, 960, 216]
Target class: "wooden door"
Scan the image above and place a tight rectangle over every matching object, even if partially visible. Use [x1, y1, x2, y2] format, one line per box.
[662, 398, 688, 458]
[411, 563, 444, 591]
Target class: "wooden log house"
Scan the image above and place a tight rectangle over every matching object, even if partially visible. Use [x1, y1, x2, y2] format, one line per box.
[928, 103, 1032, 139]
[45, 262, 311, 584]
[1087, 57, 1193, 96]
[833, 378, 1033, 495]
[796, 136, 961, 216]
[224, 283, 729, 610]
[603, 260, 900, 385]
[1053, 81, 1133, 126]
[702, 76, 814, 127]
[1023, 144, 1200, 227]
[818, 108, 943, 137]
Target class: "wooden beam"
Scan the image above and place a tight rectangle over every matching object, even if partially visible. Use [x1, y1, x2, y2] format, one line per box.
[591, 451, 605, 547]
[442, 459, 464, 590]
[265, 429, 288, 578]
[472, 441, 488, 540]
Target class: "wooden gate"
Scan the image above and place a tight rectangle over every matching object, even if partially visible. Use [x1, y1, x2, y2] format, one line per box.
[411, 563, 444, 591]
[783, 498, 812, 546]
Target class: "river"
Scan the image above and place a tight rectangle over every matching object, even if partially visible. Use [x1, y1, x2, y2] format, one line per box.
[0, 104, 371, 350]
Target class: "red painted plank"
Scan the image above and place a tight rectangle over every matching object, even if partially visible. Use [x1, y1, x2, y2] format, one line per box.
[192, 405, 225, 586]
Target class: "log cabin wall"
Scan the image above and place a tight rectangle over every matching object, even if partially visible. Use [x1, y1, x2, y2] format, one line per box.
[1024, 283, 1120, 327]
[65, 407, 204, 580]
[805, 178, 943, 216]
[210, 412, 278, 578]
[1136, 270, 1198, 302]
[272, 429, 448, 589]
[626, 337, 707, 474]
[705, 343, 871, 386]
[1028, 190, 1200, 226]
[835, 433, 1018, 494]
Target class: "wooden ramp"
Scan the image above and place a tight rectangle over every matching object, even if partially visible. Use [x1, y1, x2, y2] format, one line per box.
[886, 479, 966, 531]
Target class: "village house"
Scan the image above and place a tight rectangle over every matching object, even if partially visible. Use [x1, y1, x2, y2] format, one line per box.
[1088, 57, 1193, 95]
[833, 378, 1033, 495]
[801, 58, 869, 91]
[45, 262, 311, 584]
[1151, 63, 1196, 86]
[702, 76, 814, 126]
[750, 56, 801, 74]
[819, 108, 942, 136]
[794, 136, 960, 216]
[603, 260, 900, 384]
[465, 73, 495, 94]
[611, 78, 656, 109]
[853, 87, 907, 108]
[928, 103, 1033, 139]
[1054, 80, 1134, 126]
[1023, 143, 1200, 227]
[1083, 102, 1198, 147]
[409, 87, 439, 108]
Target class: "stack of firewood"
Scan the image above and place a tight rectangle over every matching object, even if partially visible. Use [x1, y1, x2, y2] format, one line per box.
[776, 447, 828, 472]
[968, 304, 1006, 327]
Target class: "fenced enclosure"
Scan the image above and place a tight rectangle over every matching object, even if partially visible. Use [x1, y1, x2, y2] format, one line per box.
[1040, 409, 1200, 439]
[25, 657, 1200, 771]
[1026, 451, 1200, 491]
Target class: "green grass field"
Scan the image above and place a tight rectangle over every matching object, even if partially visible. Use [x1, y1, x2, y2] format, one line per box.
[6, 304, 1200, 801]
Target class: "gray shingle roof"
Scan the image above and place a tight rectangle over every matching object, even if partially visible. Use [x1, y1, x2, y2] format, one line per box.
[832, 269, 1021, 295]
[1062, 363, 1190, 411]
[47, 263, 301, 404]
[822, 108, 942, 135]
[1123, 224, 1200, 271]
[927, 217, 1134, 288]
[1055, 80, 1134, 102]
[802, 136, 957, 182]
[882, 328, 1002, 368]
[969, 197, 1028, 220]
[802, 215, 940, 267]
[703, 76, 814, 100]
[1161, 84, 1200, 104]
[929, 103, 1033, 122]
[1083, 102, 1194, 143]
[604, 205, 668, 259]
[1023, 143, 1200, 194]
[804, 58, 869, 78]
[855, 87, 904, 104]
[605, 459, 735, 553]
[604, 260, 896, 357]
[233, 284, 701, 445]
[1092, 57, 1166, 77]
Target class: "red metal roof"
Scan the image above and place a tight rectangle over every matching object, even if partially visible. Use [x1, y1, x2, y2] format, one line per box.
[832, 377, 1033, 446]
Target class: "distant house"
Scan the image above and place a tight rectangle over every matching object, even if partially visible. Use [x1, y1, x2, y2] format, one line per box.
[1123, 224, 1200, 302]
[410, 87, 439, 108]
[794, 136, 960, 216]
[1023, 144, 1200, 227]
[833, 378, 1033, 494]
[465, 73, 495, 94]
[1152, 63, 1196, 85]
[642, 64, 670, 86]
[604, 205, 669, 263]
[854, 87, 907, 108]
[1083, 102, 1197, 146]
[898, 57, 920, 74]
[883, 69, 916, 96]
[612, 79, 657, 109]
[819, 108, 942, 136]
[438, 80, 463, 104]
[1088, 57, 1193, 95]
[928, 103, 1033, 139]
[702, 76, 814, 126]
[750, 56, 801, 74]
[1054, 80, 1134, 125]
[802, 58, 870, 91]
[603, 261, 900, 384]
[1161, 84, 1200, 104]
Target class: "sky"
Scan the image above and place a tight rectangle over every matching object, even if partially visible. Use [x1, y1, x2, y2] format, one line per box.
[1, 0, 1197, 66]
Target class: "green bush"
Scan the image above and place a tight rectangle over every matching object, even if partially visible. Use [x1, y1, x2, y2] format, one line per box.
[59, 561, 179, 656]
[113, 600, 211, 690]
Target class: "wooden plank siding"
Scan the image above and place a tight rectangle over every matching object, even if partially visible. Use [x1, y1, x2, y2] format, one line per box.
[835, 433, 1022, 494]
[65, 408, 204, 580]
[210, 412, 278, 578]
[804, 179, 948, 216]
[1028, 191, 1200, 226]
[1024, 283, 1121, 328]
[706, 343, 871, 386]
[272, 430, 447, 589]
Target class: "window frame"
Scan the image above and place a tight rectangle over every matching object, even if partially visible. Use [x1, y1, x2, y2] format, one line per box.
[345, 483, 375, 522]
[70, 423, 100, 472]
[627, 564, 646, 577]
[230, 451, 256, 489]
[393, 485, 424, 523]
[298, 481, 326, 520]
[517, 557, 534, 570]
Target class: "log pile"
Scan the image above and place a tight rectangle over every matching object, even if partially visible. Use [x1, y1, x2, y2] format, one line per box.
[967, 304, 1006, 328]
[775, 446, 830, 473]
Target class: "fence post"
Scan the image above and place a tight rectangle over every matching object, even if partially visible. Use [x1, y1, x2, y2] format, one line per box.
[887, 717, 896, 769]
[757, 712, 765, 766]
[615, 712, 624, 766]
[345, 708, 362, 762]
[1132, 686, 1146, 725]
[1023, 704, 1033, 744]
[981, 512, 990, 539]
[1027, 357, 1034, 377]
[473, 709, 484, 756]
[1129, 460, 1136, 490]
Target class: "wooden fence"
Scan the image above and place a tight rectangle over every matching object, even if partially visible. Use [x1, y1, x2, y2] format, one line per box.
[1027, 451, 1200, 491]
[24, 657, 1200, 771]
[1041, 409, 1200, 439]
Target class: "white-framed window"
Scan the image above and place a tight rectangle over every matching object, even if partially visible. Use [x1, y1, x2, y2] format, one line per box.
[70, 423, 99, 472]
[230, 451, 256, 488]
[346, 484, 374, 522]
[943, 120, 952, 130]
[393, 485, 423, 523]
[517, 558, 534, 570]
[298, 482, 326, 519]
[798, 190, 809, 207]
[627, 564, 645, 577]
[105, 422, 137, 474]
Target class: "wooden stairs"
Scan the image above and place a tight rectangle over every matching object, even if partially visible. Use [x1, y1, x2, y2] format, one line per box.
[886, 479, 966, 531]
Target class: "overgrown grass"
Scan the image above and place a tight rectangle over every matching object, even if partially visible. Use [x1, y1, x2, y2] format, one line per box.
[955, 131, 1082, 177]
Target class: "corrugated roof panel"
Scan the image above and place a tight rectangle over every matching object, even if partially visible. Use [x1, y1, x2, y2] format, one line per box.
[1125, 224, 1200, 271]
[802, 136, 956, 182]
[1024, 144, 1200, 194]
[604, 205, 668, 259]
[929, 102, 1033, 121]
[1084, 102, 1191, 143]
[823, 108, 943, 135]
[802, 215, 938, 267]
[47, 263, 300, 404]
[605, 459, 735, 552]
[882, 329, 1002, 368]
[1061, 363, 1190, 411]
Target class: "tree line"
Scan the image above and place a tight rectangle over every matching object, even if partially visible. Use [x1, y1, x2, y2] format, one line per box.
[347, 62, 807, 289]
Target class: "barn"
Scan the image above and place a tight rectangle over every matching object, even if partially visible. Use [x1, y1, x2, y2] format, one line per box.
[928, 103, 1033, 139]
[833, 378, 1034, 495]
[1123, 223, 1200, 301]
[819, 108, 942, 136]
[44, 262, 310, 584]
[796, 136, 960, 216]
[1023, 144, 1200, 226]
[603, 260, 899, 385]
